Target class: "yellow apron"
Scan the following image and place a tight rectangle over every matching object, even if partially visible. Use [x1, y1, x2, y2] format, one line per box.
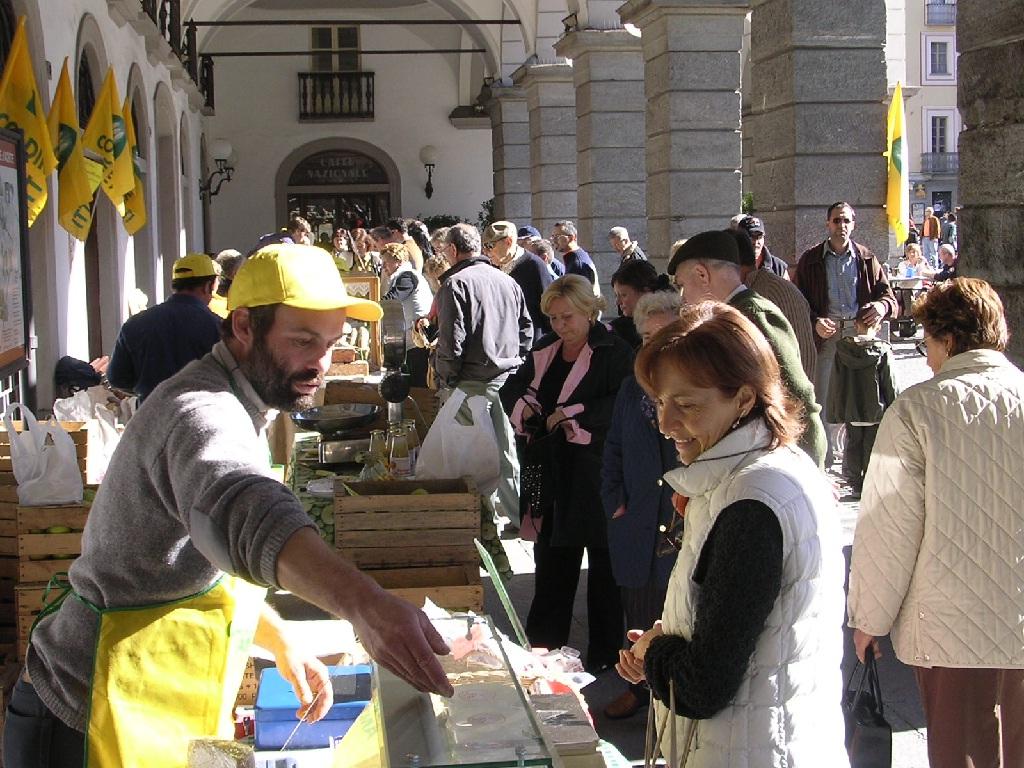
[31, 573, 266, 767]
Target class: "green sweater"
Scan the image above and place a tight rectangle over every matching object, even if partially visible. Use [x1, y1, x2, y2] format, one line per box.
[729, 288, 826, 468]
[27, 342, 316, 731]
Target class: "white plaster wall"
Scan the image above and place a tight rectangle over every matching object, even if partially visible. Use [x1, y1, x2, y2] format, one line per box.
[17, 0, 205, 408]
[203, 17, 493, 253]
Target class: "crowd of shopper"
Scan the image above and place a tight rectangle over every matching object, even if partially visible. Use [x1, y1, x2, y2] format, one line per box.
[43, 201, 1021, 768]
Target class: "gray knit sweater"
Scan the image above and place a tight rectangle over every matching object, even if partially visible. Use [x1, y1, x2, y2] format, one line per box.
[27, 342, 316, 731]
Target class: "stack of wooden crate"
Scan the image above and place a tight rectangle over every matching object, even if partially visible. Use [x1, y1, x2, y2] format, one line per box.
[334, 478, 483, 612]
[0, 421, 92, 664]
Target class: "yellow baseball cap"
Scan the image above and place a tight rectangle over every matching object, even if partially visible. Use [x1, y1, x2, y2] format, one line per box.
[172, 253, 220, 279]
[227, 243, 383, 321]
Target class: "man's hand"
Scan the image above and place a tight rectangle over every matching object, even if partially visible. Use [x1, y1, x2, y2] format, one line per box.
[348, 589, 454, 698]
[859, 301, 884, 326]
[616, 623, 663, 684]
[853, 628, 882, 664]
[275, 527, 455, 699]
[254, 604, 333, 722]
[815, 317, 838, 339]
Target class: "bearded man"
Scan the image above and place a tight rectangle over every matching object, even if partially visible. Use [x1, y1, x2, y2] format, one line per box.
[7, 245, 453, 767]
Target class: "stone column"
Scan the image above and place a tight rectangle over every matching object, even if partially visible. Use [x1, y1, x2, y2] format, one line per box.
[748, 0, 888, 264]
[484, 85, 532, 224]
[511, 62, 577, 239]
[618, 0, 747, 266]
[555, 29, 646, 293]
[957, 3, 1024, 362]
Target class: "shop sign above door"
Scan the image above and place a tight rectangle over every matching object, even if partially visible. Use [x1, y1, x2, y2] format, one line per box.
[288, 150, 388, 186]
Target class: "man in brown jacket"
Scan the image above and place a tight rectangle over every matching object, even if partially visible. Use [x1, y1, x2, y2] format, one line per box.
[794, 202, 897, 469]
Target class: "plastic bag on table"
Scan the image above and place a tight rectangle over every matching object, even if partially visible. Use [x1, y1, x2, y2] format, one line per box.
[415, 387, 500, 495]
[2, 402, 84, 505]
[89, 403, 121, 485]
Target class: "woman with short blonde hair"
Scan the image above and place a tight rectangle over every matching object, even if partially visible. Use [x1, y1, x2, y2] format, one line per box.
[500, 272, 632, 673]
[539, 274, 606, 320]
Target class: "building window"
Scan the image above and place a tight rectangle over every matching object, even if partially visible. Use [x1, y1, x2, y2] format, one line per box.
[311, 26, 360, 72]
[930, 41, 949, 74]
[923, 34, 956, 82]
[930, 116, 948, 154]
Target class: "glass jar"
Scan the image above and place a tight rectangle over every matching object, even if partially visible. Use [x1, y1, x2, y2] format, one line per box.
[368, 429, 387, 462]
[402, 419, 420, 467]
[389, 428, 412, 479]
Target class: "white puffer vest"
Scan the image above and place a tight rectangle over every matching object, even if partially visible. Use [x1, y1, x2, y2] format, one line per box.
[656, 421, 849, 768]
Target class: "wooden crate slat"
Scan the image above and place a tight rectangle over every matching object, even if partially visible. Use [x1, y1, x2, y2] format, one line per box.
[0, 537, 15, 556]
[364, 564, 479, 588]
[18, 533, 83, 557]
[0, 487, 15, 503]
[0, 422, 89, 445]
[19, 558, 75, 583]
[336, 528, 476, 550]
[0, 558, 16, 580]
[0, 519, 15, 536]
[0, 455, 87, 473]
[334, 509, 477, 531]
[0, 502, 16, 520]
[387, 584, 484, 612]
[16, 506, 89, 534]
[339, 545, 478, 570]
[334, 477, 477, 498]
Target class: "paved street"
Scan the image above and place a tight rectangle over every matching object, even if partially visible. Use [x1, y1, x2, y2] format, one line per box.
[484, 334, 935, 766]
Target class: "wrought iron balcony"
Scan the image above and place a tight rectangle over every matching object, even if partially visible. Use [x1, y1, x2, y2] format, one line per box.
[140, 2, 214, 109]
[926, 2, 956, 25]
[920, 152, 959, 174]
[298, 72, 375, 121]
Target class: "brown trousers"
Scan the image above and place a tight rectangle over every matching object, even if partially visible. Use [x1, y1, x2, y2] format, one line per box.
[914, 666, 1024, 768]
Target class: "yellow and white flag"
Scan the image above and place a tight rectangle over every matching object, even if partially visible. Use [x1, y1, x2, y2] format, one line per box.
[120, 97, 145, 235]
[47, 59, 93, 240]
[82, 68, 133, 209]
[885, 82, 909, 244]
[0, 17, 57, 226]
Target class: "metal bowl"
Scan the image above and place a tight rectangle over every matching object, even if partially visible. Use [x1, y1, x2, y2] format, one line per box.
[290, 403, 380, 433]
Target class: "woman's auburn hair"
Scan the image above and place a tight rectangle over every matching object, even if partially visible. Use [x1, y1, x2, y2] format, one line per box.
[635, 301, 804, 450]
[540, 274, 606, 320]
[912, 277, 1009, 357]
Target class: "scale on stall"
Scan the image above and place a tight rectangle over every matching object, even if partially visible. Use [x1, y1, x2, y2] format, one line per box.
[290, 300, 413, 466]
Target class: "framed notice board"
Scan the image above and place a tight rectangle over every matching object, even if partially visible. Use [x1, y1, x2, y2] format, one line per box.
[0, 128, 31, 380]
[341, 274, 381, 370]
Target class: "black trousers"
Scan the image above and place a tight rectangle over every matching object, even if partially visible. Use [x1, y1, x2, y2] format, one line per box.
[842, 423, 879, 491]
[621, 582, 669, 697]
[3, 679, 85, 768]
[526, 517, 623, 671]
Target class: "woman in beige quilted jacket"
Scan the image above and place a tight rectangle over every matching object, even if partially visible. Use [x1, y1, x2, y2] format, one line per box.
[848, 277, 1024, 768]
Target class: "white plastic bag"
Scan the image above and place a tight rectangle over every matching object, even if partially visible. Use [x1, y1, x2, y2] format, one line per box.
[415, 388, 500, 495]
[89, 403, 121, 484]
[2, 403, 84, 505]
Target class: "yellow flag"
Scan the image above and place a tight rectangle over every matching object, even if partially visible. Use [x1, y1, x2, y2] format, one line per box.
[885, 82, 909, 244]
[47, 59, 93, 240]
[0, 17, 57, 226]
[82, 68, 133, 209]
[120, 97, 146, 235]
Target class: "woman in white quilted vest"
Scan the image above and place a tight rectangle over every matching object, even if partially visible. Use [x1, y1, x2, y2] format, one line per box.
[616, 302, 849, 767]
[848, 277, 1024, 768]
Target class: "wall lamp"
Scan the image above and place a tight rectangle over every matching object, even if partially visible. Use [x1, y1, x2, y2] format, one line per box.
[199, 139, 234, 202]
[419, 145, 437, 199]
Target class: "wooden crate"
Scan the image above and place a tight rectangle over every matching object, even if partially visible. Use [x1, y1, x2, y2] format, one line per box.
[16, 504, 88, 583]
[334, 478, 479, 569]
[368, 564, 483, 612]
[14, 584, 45, 661]
[0, 421, 89, 447]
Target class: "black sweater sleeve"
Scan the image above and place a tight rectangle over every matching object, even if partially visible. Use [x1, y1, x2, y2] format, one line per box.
[643, 499, 783, 719]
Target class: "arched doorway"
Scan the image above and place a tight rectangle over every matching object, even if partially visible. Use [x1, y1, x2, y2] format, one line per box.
[277, 139, 401, 245]
[76, 46, 104, 360]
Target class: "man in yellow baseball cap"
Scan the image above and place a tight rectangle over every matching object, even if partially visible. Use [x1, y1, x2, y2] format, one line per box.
[106, 252, 222, 400]
[12, 244, 452, 766]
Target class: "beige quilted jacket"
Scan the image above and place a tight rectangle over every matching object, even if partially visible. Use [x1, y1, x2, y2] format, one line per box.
[848, 349, 1024, 668]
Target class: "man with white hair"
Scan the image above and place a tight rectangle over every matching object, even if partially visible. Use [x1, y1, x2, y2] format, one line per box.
[608, 227, 647, 263]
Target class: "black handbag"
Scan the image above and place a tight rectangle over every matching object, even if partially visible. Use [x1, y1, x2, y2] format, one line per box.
[843, 654, 893, 768]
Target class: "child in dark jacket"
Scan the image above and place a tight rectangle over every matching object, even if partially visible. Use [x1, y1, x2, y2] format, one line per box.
[826, 309, 900, 497]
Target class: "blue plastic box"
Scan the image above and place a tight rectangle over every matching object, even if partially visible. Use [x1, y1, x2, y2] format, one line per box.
[254, 664, 372, 750]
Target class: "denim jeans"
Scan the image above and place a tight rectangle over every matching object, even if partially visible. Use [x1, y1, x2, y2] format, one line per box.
[2, 679, 85, 768]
